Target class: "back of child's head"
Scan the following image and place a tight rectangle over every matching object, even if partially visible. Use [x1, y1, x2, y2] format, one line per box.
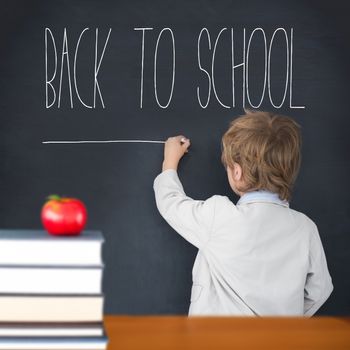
[221, 110, 301, 201]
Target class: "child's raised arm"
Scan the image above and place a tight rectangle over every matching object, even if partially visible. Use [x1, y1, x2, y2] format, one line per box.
[153, 169, 217, 249]
[154, 135, 218, 248]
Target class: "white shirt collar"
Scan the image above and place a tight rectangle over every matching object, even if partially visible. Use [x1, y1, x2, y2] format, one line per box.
[237, 190, 289, 208]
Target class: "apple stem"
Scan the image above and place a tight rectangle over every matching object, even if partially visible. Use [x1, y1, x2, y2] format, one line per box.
[47, 194, 61, 201]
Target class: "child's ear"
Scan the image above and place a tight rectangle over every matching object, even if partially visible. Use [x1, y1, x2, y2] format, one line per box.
[232, 163, 243, 181]
[227, 164, 242, 182]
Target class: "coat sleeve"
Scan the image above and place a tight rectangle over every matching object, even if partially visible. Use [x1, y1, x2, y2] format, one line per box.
[303, 223, 333, 316]
[153, 169, 217, 249]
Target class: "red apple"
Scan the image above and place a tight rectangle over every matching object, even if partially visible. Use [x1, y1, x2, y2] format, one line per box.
[41, 195, 87, 235]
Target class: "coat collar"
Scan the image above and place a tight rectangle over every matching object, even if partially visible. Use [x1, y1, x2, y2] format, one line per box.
[237, 190, 289, 208]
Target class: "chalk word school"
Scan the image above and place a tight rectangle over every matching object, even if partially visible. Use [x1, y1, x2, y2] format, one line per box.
[45, 27, 304, 109]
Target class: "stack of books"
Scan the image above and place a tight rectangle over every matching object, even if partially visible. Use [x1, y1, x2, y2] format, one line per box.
[0, 229, 107, 349]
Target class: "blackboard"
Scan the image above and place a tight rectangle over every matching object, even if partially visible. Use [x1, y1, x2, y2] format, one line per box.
[0, 0, 349, 315]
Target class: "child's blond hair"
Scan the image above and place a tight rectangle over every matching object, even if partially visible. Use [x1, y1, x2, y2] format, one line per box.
[221, 110, 301, 201]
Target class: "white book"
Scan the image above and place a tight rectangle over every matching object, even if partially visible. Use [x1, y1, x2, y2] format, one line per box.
[0, 230, 104, 266]
[0, 266, 103, 294]
[0, 295, 103, 322]
[0, 322, 103, 337]
[0, 335, 108, 349]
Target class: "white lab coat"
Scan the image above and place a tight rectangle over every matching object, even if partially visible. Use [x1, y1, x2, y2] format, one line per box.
[153, 169, 333, 316]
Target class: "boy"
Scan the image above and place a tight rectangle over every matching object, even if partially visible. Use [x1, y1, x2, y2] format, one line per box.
[153, 110, 333, 316]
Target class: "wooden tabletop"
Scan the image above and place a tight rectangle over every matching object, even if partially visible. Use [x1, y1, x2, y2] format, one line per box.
[104, 315, 350, 350]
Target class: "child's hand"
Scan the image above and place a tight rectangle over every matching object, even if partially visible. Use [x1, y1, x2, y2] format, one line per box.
[162, 135, 191, 171]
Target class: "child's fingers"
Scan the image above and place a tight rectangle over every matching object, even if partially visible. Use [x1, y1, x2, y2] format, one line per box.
[167, 135, 190, 153]
[175, 135, 186, 143]
[181, 138, 191, 154]
[176, 135, 189, 143]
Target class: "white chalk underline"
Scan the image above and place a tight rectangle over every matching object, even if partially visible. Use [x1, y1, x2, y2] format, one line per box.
[42, 140, 165, 144]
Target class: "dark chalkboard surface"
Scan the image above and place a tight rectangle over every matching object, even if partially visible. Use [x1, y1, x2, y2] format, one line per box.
[0, 0, 349, 315]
